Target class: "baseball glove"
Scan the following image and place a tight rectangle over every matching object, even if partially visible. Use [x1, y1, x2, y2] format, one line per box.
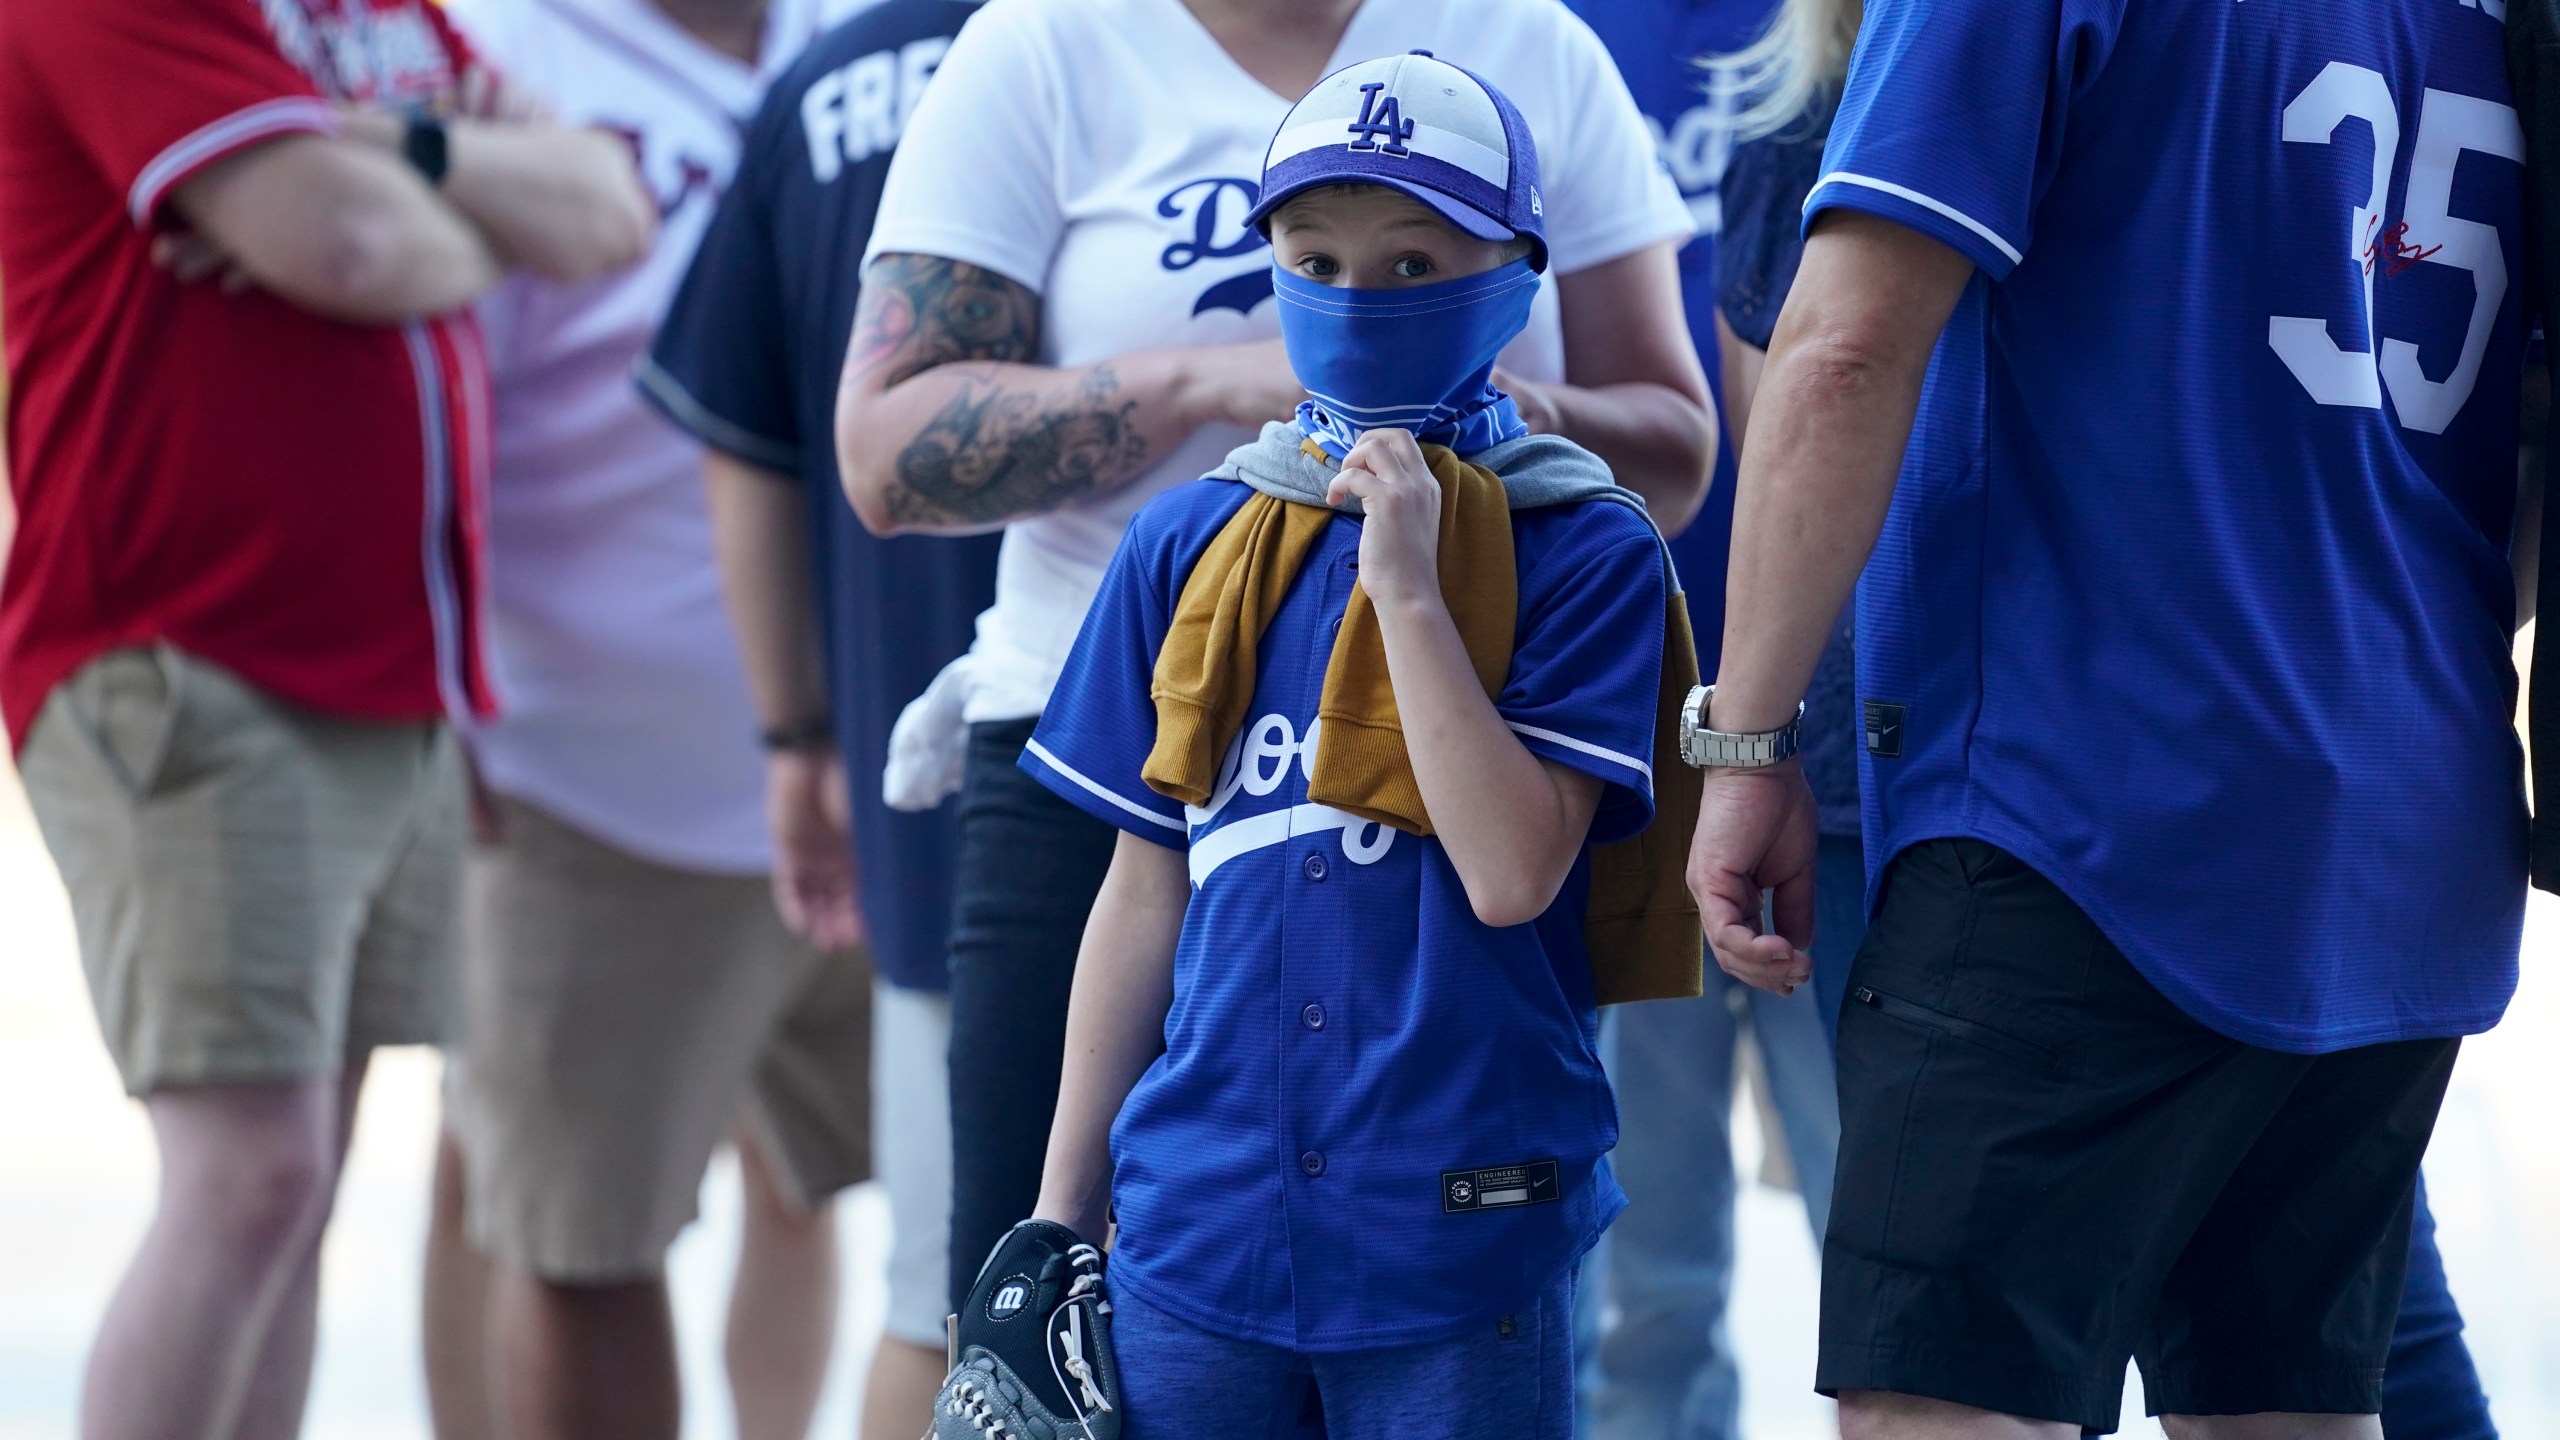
[934, 1219, 1123, 1440]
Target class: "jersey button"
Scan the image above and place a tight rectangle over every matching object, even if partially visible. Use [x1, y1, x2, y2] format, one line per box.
[1303, 852, 1329, 881]
[1300, 1150, 1327, 1177]
[1301, 1003, 1326, 1031]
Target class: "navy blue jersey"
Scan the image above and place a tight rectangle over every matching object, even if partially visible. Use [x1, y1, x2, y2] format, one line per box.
[1024, 479, 1666, 1349]
[1818, 0, 2527, 1050]
[642, 0, 998, 991]
[1568, 0, 1777, 674]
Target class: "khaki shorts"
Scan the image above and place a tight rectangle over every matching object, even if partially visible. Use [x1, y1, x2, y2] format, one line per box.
[18, 646, 462, 1096]
[448, 794, 871, 1282]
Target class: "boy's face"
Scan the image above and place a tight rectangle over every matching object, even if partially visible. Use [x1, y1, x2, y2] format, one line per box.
[1269, 185, 1522, 289]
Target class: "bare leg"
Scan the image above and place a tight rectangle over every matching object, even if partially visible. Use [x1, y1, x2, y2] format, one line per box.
[859, 1338, 945, 1440]
[79, 1077, 340, 1440]
[229, 1061, 371, 1440]
[493, 1267, 680, 1440]
[1837, 1391, 2077, 1440]
[727, 1126, 839, 1440]
[2163, 1415, 2382, 1440]
[423, 1123, 499, 1440]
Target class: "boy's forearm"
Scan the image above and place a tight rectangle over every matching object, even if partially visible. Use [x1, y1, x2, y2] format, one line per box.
[1373, 595, 1593, 927]
[1034, 833, 1188, 1239]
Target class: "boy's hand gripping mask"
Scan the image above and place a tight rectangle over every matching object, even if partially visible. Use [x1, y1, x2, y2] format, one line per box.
[1274, 258, 1542, 462]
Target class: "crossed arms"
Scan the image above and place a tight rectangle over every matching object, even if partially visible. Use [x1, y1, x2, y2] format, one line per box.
[165, 76, 653, 325]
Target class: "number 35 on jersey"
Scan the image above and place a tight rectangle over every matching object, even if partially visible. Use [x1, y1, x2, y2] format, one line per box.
[2270, 62, 2523, 435]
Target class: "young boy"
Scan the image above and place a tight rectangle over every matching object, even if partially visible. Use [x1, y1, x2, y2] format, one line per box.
[986, 52, 1691, 1440]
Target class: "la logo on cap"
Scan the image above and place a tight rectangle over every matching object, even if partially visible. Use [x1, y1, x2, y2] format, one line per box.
[1346, 81, 1415, 155]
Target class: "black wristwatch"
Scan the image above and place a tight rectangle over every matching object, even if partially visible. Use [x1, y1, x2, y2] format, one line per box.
[759, 716, 835, 754]
[400, 112, 451, 187]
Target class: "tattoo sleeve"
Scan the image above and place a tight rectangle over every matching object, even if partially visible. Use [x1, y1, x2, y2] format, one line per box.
[847, 254, 1150, 527]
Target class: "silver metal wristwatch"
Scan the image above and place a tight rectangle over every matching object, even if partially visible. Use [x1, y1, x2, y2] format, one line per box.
[1677, 685, 1803, 769]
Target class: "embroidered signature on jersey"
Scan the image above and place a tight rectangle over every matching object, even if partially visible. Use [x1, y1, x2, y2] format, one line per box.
[1157, 177, 1276, 318]
[1183, 711, 1397, 887]
[256, 0, 453, 106]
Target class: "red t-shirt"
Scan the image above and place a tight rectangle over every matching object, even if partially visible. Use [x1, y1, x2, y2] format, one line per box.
[0, 0, 494, 747]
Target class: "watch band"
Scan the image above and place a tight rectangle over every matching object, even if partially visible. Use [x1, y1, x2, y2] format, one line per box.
[400, 113, 450, 187]
[1677, 685, 1803, 769]
[758, 716, 835, 753]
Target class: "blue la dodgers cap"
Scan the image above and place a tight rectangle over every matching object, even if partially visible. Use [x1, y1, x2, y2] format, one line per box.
[1245, 50, 1548, 272]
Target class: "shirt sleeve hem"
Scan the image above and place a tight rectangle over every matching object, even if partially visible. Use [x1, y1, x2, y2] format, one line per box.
[1804, 172, 2022, 280]
[1020, 736, 1189, 848]
[862, 220, 1053, 299]
[1507, 720, 1655, 799]
[127, 96, 342, 229]
[634, 359, 803, 473]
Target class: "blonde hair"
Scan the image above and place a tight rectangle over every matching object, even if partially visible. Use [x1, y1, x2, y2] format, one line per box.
[1702, 0, 1865, 143]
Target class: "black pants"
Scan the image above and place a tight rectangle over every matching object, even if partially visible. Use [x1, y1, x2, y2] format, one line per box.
[944, 717, 1118, 1306]
[1820, 839, 2458, 1432]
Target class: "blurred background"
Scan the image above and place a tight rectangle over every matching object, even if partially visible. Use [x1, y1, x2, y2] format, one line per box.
[4, 712, 2557, 1439]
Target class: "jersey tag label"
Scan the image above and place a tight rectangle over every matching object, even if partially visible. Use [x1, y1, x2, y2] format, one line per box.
[1442, 1159, 1561, 1214]
[1864, 700, 1906, 759]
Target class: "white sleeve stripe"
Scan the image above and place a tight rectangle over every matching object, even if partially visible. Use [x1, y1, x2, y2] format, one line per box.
[1507, 722, 1653, 784]
[1023, 737, 1189, 833]
[1804, 171, 2024, 267]
[129, 97, 341, 226]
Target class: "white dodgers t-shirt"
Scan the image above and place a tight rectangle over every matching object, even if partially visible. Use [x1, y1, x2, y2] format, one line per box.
[446, 0, 856, 872]
[865, 0, 1692, 725]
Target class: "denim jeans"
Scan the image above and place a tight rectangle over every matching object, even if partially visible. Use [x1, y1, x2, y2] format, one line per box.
[943, 718, 1117, 1306]
[1583, 834, 1864, 1440]
[1114, 1267, 1578, 1440]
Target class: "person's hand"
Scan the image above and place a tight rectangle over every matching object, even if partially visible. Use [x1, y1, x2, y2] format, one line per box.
[1491, 366, 1561, 434]
[1193, 339, 1307, 431]
[766, 747, 867, 952]
[151, 231, 253, 295]
[1687, 760, 1820, 994]
[1326, 428, 1443, 609]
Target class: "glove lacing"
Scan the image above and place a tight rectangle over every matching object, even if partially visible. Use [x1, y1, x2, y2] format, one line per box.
[1054, 1244, 1115, 1420]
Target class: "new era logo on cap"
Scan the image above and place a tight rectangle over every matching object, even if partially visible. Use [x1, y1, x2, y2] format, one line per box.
[1249, 50, 1548, 270]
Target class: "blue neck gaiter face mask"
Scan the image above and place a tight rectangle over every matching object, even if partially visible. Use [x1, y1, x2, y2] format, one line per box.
[1273, 258, 1542, 463]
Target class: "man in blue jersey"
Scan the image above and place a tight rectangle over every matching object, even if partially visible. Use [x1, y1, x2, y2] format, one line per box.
[1683, 0, 2526, 1435]
[640, 4, 998, 1437]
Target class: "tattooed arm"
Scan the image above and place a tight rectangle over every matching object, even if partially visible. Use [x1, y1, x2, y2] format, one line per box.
[833, 253, 1306, 536]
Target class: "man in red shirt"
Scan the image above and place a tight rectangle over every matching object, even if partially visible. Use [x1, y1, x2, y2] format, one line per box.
[0, 1, 652, 1434]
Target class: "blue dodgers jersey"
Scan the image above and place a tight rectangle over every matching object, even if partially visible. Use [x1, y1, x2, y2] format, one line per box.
[1568, 0, 1777, 675]
[1023, 479, 1666, 1349]
[642, 0, 998, 990]
[1813, 0, 2527, 1051]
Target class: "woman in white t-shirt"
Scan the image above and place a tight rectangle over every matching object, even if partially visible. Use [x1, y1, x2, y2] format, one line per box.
[837, 0, 1710, 1308]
